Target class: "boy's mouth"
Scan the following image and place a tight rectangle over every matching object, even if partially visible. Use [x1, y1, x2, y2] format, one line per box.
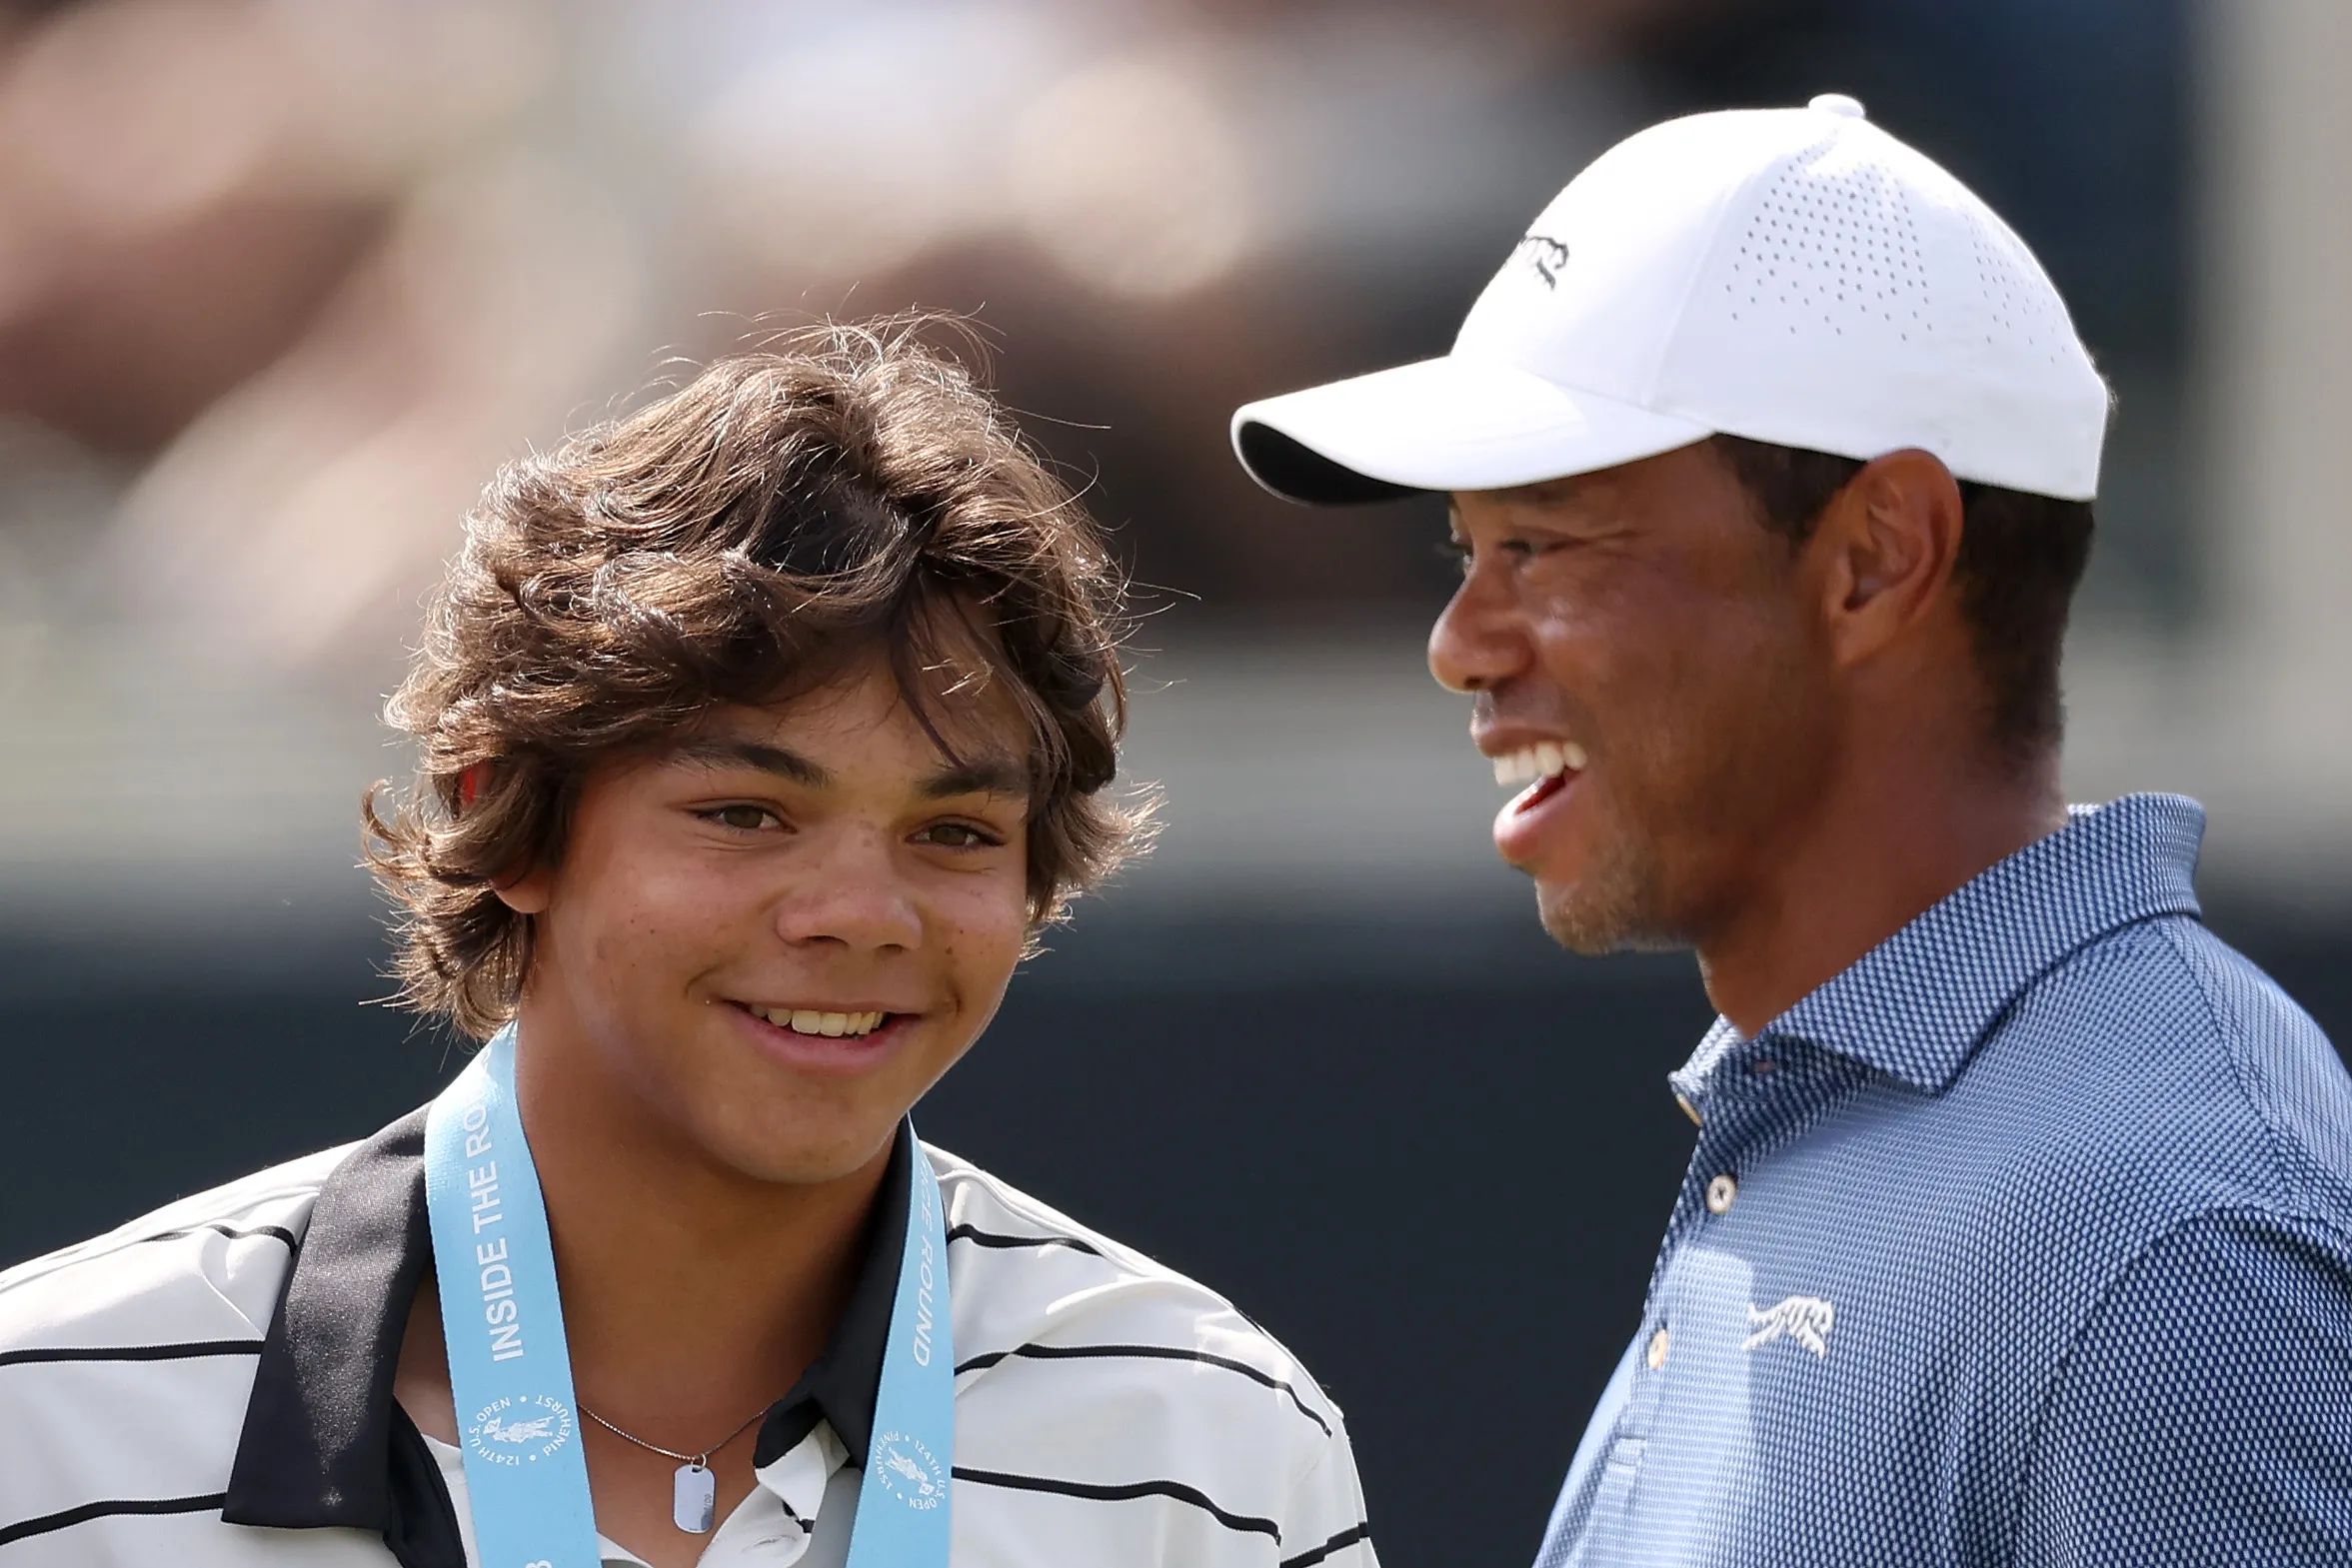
[744, 1005, 892, 1039]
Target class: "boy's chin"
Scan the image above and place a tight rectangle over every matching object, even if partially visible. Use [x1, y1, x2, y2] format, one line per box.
[681, 1101, 909, 1189]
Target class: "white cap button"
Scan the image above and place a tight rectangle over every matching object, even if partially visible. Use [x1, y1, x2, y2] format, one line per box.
[1705, 1173, 1739, 1215]
[1808, 92, 1866, 119]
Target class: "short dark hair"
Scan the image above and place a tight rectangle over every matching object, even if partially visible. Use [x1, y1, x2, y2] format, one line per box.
[366, 319, 1146, 1038]
[1709, 433, 2094, 761]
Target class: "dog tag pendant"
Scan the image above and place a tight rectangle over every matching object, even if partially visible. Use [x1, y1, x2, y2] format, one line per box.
[674, 1461, 718, 1533]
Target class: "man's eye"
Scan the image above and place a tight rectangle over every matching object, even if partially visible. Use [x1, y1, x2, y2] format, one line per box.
[917, 821, 1004, 849]
[704, 803, 780, 832]
[1437, 536, 1551, 572]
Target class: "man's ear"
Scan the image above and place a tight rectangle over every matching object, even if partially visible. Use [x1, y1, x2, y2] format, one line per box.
[1809, 448, 1965, 670]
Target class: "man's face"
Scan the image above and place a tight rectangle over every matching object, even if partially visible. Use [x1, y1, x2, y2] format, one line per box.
[503, 651, 1034, 1185]
[1428, 441, 1839, 953]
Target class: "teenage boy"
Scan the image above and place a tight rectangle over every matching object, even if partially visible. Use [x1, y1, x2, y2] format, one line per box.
[1229, 98, 2352, 1563]
[0, 325, 1378, 1568]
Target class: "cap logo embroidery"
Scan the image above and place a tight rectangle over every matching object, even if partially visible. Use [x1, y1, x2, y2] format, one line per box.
[1743, 1295, 1835, 1356]
[1515, 232, 1568, 288]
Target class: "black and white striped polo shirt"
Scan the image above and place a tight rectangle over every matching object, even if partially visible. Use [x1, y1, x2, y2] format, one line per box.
[0, 1110, 1376, 1567]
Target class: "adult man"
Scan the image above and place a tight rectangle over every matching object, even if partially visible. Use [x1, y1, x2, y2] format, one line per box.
[0, 324, 1377, 1568]
[1231, 96, 2352, 1564]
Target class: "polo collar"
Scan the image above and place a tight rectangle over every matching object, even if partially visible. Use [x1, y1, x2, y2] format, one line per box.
[223, 1100, 909, 1532]
[1672, 793, 2207, 1102]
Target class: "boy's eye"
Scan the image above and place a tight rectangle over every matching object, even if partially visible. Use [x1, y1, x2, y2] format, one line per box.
[706, 803, 779, 831]
[917, 821, 1002, 849]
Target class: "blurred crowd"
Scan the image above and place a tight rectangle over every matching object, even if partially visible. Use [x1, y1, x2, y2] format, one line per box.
[0, 0, 2183, 694]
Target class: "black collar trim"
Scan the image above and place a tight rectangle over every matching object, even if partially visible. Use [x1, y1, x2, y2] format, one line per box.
[223, 1108, 430, 1528]
[222, 1103, 909, 1530]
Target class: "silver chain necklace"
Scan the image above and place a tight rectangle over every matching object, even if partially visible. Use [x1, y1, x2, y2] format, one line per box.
[580, 1402, 770, 1534]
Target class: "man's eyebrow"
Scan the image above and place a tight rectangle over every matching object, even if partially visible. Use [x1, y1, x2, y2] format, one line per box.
[922, 755, 1030, 800]
[666, 737, 831, 788]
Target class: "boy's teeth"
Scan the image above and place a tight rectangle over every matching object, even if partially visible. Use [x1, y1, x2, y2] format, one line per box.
[760, 1007, 886, 1037]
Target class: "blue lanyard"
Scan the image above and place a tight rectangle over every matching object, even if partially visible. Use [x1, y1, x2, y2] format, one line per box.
[424, 1025, 956, 1566]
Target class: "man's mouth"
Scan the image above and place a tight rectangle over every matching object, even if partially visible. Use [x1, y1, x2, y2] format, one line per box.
[743, 1005, 892, 1039]
[1490, 740, 1588, 811]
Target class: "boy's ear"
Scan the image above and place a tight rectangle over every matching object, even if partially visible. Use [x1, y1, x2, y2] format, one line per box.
[491, 864, 552, 915]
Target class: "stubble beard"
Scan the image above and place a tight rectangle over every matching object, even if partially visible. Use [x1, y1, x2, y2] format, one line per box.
[1527, 731, 1744, 957]
[1534, 679, 1824, 959]
[1534, 826, 1681, 955]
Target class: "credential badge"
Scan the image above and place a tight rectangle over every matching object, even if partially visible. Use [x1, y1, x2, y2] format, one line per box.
[468, 1393, 577, 1466]
[873, 1430, 948, 1511]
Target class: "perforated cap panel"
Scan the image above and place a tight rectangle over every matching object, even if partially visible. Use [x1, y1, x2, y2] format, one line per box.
[1651, 112, 2109, 497]
[1726, 145, 1928, 342]
[1966, 207, 2079, 369]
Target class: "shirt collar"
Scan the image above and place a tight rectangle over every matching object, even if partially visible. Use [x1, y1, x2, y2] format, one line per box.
[223, 1101, 911, 1531]
[1672, 793, 2207, 1102]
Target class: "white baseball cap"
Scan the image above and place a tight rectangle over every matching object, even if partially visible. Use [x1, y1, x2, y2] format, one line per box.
[1231, 94, 2109, 505]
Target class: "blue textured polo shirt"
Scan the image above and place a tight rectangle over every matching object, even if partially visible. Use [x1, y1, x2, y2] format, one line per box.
[1536, 793, 2352, 1567]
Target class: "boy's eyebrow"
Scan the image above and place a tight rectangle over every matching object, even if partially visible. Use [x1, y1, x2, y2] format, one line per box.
[669, 737, 1029, 800]
[668, 737, 830, 788]
[922, 756, 1030, 800]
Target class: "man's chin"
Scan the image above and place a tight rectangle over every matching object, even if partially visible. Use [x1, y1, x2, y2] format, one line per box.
[1533, 872, 1681, 956]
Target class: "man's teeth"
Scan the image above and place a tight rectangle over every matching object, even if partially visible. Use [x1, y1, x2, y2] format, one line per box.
[754, 1007, 888, 1038]
[1489, 741, 1589, 788]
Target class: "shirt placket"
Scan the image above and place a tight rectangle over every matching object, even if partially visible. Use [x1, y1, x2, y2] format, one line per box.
[1569, 1034, 1838, 1560]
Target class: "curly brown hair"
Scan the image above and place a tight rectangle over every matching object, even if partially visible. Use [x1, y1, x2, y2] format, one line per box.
[366, 320, 1146, 1038]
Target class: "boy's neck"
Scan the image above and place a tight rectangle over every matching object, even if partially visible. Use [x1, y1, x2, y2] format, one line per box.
[509, 1015, 893, 1444]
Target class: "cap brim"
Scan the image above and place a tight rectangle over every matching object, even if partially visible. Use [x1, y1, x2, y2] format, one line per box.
[1231, 356, 1715, 506]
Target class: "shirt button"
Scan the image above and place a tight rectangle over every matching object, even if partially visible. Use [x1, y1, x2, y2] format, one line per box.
[1705, 1173, 1738, 1214]
[1646, 1327, 1671, 1370]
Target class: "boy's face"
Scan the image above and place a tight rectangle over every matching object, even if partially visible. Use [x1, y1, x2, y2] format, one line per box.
[496, 650, 1035, 1186]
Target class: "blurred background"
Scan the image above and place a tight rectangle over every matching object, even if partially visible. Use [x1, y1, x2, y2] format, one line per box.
[2, 0, 2348, 1561]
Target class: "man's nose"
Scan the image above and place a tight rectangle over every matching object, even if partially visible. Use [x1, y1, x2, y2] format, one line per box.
[1428, 572, 1529, 694]
[773, 828, 925, 953]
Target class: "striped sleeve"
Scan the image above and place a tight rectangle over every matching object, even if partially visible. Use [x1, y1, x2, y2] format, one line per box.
[0, 1151, 336, 1561]
[932, 1147, 1378, 1567]
[1275, 1415, 1378, 1568]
